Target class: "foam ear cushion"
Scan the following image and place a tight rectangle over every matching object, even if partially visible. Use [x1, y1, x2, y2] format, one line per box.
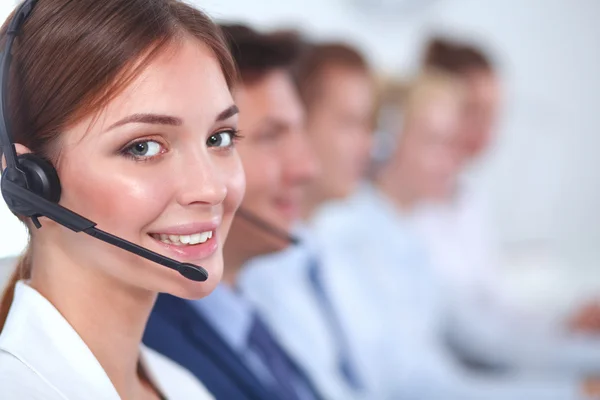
[17, 153, 62, 203]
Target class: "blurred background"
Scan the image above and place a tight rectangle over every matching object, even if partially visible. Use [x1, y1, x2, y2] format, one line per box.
[0, 0, 599, 317]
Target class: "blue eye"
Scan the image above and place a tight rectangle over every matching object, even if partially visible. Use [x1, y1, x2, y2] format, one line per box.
[123, 140, 163, 159]
[207, 130, 239, 148]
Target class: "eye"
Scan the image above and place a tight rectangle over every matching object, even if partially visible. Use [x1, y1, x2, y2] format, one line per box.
[122, 140, 164, 159]
[207, 130, 240, 149]
[256, 129, 283, 143]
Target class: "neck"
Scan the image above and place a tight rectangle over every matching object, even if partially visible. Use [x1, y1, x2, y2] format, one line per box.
[29, 242, 156, 400]
[374, 162, 417, 212]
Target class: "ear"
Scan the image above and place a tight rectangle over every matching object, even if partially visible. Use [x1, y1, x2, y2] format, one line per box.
[2, 144, 33, 170]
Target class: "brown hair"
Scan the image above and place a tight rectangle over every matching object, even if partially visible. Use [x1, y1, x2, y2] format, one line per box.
[219, 23, 303, 85]
[293, 42, 370, 110]
[423, 36, 494, 76]
[0, 0, 236, 332]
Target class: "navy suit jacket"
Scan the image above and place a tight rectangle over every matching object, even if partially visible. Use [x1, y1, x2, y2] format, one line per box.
[143, 293, 322, 400]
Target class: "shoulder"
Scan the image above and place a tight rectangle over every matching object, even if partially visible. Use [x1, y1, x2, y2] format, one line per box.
[0, 350, 64, 399]
[142, 346, 214, 400]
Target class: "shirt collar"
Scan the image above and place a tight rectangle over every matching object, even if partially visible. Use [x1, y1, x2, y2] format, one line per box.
[0, 281, 121, 399]
[191, 284, 254, 352]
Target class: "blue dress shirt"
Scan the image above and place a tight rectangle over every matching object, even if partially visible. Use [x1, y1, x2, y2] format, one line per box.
[192, 284, 316, 400]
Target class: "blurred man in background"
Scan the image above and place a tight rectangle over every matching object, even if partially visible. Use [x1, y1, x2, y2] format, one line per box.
[423, 37, 501, 165]
[239, 42, 375, 400]
[144, 24, 322, 400]
[294, 44, 375, 220]
[418, 35, 600, 382]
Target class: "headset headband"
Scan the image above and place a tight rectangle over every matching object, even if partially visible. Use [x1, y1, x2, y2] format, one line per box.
[0, 0, 38, 170]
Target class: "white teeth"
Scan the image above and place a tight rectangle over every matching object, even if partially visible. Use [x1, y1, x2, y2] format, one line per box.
[152, 231, 213, 246]
[180, 235, 191, 244]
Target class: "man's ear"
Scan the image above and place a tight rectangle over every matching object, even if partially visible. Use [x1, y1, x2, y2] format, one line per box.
[1, 144, 33, 170]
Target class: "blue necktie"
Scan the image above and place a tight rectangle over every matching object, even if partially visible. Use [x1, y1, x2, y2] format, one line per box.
[307, 258, 363, 391]
[247, 313, 311, 400]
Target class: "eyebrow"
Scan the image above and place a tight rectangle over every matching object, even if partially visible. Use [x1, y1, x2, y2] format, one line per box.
[106, 105, 239, 131]
[260, 118, 290, 132]
[217, 105, 239, 121]
[107, 114, 182, 131]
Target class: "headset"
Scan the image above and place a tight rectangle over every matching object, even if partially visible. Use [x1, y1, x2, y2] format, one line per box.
[236, 208, 299, 246]
[0, 0, 299, 283]
[0, 0, 208, 282]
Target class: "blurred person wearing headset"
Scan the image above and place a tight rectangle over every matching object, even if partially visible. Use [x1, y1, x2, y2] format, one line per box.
[238, 42, 376, 400]
[0, 0, 246, 398]
[420, 37, 600, 382]
[143, 24, 323, 400]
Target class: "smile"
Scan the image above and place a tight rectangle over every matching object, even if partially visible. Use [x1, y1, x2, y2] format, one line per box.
[150, 231, 213, 246]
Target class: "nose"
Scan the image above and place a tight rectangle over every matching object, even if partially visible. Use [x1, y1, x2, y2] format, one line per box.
[283, 131, 320, 186]
[175, 149, 228, 207]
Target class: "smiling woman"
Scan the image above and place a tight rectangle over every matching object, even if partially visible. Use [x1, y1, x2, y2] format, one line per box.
[0, 0, 245, 399]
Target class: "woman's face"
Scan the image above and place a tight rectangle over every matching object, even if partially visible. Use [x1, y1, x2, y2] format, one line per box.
[398, 93, 462, 201]
[48, 39, 245, 299]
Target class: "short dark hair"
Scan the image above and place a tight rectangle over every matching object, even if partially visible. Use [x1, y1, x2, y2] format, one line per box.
[292, 42, 370, 108]
[422, 36, 494, 75]
[219, 23, 304, 84]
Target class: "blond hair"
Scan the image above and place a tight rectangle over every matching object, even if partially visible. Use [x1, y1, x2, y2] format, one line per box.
[371, 69, 464, 165]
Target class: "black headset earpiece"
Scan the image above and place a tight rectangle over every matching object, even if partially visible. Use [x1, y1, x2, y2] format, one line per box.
[1, 154, 60, 232]
[17, 153, 61, 202]
[1, 153, 61, 220]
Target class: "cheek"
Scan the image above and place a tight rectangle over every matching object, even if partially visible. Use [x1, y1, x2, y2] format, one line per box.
[60, 160, 170, 234]
[422, 152, 442, 173]
[348, 138, 367, 164]
[240, 152, 279, 200]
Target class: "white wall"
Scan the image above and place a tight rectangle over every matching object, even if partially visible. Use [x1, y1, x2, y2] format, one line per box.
[0, 1, 599, 280]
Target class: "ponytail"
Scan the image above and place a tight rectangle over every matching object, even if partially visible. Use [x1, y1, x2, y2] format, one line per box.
[0, 246, 32, 333]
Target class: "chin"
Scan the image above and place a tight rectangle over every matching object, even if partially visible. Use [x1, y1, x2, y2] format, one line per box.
[254, 230, 292, 258]
[328, 185, 353, 202]
[161, 262, 223, 300]
[269, 239, 290, 254]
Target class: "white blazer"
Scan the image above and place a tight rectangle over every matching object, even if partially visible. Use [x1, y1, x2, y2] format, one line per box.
[0, 281, 214, 400]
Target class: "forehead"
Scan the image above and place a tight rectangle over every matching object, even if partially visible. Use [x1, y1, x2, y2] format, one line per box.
[409, 95, 461, 137]
[234, 69, 304, 127]
[466, 71, 500, 102]
[314, 66, 373, 107]
[92, 39, 233, 130]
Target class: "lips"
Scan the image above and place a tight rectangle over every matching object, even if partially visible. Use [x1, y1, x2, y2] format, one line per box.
[273, 198, 300, 221]
[147, 221, 220, 261]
